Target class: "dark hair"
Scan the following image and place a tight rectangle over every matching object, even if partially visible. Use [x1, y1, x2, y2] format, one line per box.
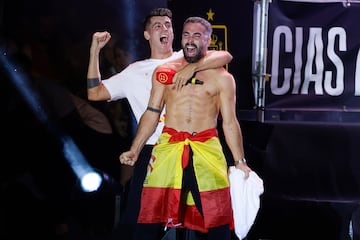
[183, 17, 212, 37]
[143, 8, 173, 30]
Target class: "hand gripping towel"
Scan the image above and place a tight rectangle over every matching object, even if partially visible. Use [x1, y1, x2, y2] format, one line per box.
[228, 167, 264, 239]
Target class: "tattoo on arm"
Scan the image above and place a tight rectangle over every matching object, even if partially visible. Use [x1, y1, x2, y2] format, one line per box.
[146, 106, 161, 113]
[87, 77, 101, 89]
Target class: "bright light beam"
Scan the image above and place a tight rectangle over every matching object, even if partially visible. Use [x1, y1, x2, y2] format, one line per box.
[1, 50, 102, 192]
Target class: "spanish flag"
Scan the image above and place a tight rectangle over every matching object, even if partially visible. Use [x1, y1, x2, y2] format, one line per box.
[138, 127, 233, 233]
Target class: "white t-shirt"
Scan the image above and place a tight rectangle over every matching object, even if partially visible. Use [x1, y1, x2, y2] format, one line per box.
[102, 50, 183, 145]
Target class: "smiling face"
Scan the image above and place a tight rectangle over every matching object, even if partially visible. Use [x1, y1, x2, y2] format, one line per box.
[144, 15, 174, 58]
[181, 18, 211, 63]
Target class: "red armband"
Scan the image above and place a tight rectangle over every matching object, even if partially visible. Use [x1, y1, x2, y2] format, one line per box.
[156, 68, 177, 85]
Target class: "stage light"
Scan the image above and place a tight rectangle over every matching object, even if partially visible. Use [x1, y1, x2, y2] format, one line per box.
[1, 50, 102, 193]
[81, 171, 103, 192]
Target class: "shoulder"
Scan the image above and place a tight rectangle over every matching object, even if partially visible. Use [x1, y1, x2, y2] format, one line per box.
[213, 67, 233, 79]
[195, 68, 234, 88]
[203, 68, 235, 88]
[156, 58, 185, 72]
[217, 68, 235, 84]
[127, 58, 151, 68]
[202, 67, 231, 78]
[217, 69, 235, 91]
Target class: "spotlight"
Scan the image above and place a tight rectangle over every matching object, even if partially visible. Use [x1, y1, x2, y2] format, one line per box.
[0, 50, 104, 194]
[73, 170, 121, 197]
[71, 170, 122, 232]
[80, 171, 103, 192]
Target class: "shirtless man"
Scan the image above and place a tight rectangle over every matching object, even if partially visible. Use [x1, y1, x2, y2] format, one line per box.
[86, 8, 232, 238]
[120, 16, 251, 240]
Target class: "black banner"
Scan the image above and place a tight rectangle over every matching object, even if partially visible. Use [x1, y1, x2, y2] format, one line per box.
[266, 1, 360, 111]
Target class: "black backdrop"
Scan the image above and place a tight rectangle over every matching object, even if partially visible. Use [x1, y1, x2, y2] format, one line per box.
[1, 0, 360, 238]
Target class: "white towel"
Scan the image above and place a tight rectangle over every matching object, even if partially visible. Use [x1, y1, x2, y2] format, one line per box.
[229, 167, 264, 240]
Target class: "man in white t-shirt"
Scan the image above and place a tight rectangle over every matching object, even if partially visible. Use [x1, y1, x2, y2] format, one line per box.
[86, 7, 232, 238]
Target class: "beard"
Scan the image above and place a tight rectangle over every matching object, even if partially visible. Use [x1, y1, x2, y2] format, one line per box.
[182, 44, 203, 63]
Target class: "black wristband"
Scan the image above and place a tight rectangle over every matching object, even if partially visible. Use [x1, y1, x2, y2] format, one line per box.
[87, 77, 101, 89]
[146, 106, 161, 113]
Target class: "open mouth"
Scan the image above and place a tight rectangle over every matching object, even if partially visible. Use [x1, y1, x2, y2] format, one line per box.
[185, 44, 197, 55]
[160, 35, 168, 44]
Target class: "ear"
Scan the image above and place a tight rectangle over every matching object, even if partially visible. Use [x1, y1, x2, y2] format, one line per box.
[144, 31, 150, 40]
[206, 37, 211, 47]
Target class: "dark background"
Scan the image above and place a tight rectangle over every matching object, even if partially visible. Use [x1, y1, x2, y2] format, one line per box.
[1, 0, 359, 239]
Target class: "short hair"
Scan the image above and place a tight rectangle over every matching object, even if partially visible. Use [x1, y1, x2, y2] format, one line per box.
[183, 17, 212, 37]
[143, 8, 173, 30]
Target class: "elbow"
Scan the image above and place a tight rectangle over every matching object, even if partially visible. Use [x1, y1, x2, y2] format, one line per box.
[87, 91, 101, 101]
[87, 87, 109, 101]
[87, 92, 96, 101]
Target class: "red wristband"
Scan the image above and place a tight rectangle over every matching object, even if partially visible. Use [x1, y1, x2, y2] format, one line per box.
[156, 68, 177, 85]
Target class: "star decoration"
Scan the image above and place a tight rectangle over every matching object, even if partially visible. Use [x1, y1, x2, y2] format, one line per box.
[207, 8, 215, 21]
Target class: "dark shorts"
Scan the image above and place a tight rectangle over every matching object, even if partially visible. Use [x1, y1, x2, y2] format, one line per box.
[121, 144, 153, 224]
